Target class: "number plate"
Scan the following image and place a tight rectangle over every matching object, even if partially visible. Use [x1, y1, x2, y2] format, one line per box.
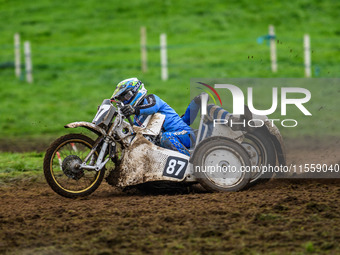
[163, 156, 188, 179]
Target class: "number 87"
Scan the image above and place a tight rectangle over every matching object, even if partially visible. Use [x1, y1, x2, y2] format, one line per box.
[166, 159, 186, 176]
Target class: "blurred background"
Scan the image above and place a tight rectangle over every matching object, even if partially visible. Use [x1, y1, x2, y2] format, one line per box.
[0, 0, 339, 146]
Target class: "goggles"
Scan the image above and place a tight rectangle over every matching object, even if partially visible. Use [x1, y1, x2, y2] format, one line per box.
[117, 90, 134, 103]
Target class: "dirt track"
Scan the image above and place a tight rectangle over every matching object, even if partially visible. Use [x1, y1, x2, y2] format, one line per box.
[0, 139, 340, 254]
[1, 178, 340, 255]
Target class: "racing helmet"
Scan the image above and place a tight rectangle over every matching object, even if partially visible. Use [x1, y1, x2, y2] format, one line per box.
[111, 78, 147, 106]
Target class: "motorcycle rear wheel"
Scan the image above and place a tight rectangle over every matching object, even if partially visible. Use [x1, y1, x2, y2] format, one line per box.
[43, 134, 105, 198]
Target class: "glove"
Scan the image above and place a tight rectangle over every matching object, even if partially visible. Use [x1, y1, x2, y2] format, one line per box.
[121, 104, 135, 116]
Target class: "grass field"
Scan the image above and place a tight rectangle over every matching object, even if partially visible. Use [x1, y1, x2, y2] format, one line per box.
[0, 0, 339, 142]
[0, 152, 43, 183]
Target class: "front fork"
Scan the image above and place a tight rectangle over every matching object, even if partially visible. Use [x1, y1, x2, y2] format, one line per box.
[80, 136, 116, 171]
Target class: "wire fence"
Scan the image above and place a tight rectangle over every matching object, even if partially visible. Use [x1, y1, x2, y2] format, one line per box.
[1, 36, 339, 80]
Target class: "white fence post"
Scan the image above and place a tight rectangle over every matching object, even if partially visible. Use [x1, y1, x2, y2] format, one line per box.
[24, 41, 33, 83]
[160, 33, 168, 81]
[140, 26, 147, 73]
[14, 33, 21, 78]
[269, 25, 277, 73]
[304, 34, 311, 78]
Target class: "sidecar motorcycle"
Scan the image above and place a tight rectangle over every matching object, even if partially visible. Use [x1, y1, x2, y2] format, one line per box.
[44, 94, 286, 198]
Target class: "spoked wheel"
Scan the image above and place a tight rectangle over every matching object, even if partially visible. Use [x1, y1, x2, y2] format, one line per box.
[43, 134, 105, 198]
[193, 137, 251, 192]
[242, 128, 276, 186]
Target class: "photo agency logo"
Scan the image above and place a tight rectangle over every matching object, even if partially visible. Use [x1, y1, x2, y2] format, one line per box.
[197, 82, 312, 128]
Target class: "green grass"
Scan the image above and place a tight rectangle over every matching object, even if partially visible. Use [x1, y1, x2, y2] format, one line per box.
[0, 152, 44, 183]
[0, 0, 339, 141]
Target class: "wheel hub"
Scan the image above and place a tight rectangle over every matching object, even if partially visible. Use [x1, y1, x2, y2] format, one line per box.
[62, 155, 84, 180]
[204, 148, 244, 187]
[218, 160, 230, 168]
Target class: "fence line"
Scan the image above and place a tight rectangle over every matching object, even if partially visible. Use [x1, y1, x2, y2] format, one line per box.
[2, 33, 340, 81]
[1, 37, 339, 52]
[15, 60, 326, 69]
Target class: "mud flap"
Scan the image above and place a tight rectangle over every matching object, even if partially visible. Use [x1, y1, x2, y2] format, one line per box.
[263, 121, 287, 167]
[249, 113, 287, 167]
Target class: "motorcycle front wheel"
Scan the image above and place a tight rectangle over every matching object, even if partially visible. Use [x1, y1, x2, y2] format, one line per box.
[43, 134, 105, 198]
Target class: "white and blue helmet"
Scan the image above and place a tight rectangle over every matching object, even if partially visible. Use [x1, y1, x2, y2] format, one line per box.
[111, 78, 147, 106]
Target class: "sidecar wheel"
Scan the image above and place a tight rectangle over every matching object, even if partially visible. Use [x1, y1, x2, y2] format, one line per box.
[43, 134, 105, 198]
[242, 128, 276, 186]
[193, 137, 251, 192]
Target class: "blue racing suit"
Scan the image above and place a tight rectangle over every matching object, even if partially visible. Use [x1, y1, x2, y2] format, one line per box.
[181, 100, 200, 126]
[134, 94, 195, 156]
[181, 100, 230, 139]
[181, 100, 230, 126]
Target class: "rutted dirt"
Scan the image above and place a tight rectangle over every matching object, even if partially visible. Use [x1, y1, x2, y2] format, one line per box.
[0, 138, 339, 254]
[1, 179, 339, 255]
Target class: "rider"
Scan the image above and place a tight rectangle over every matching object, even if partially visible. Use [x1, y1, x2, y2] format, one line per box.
[111, 78, 196, 156]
